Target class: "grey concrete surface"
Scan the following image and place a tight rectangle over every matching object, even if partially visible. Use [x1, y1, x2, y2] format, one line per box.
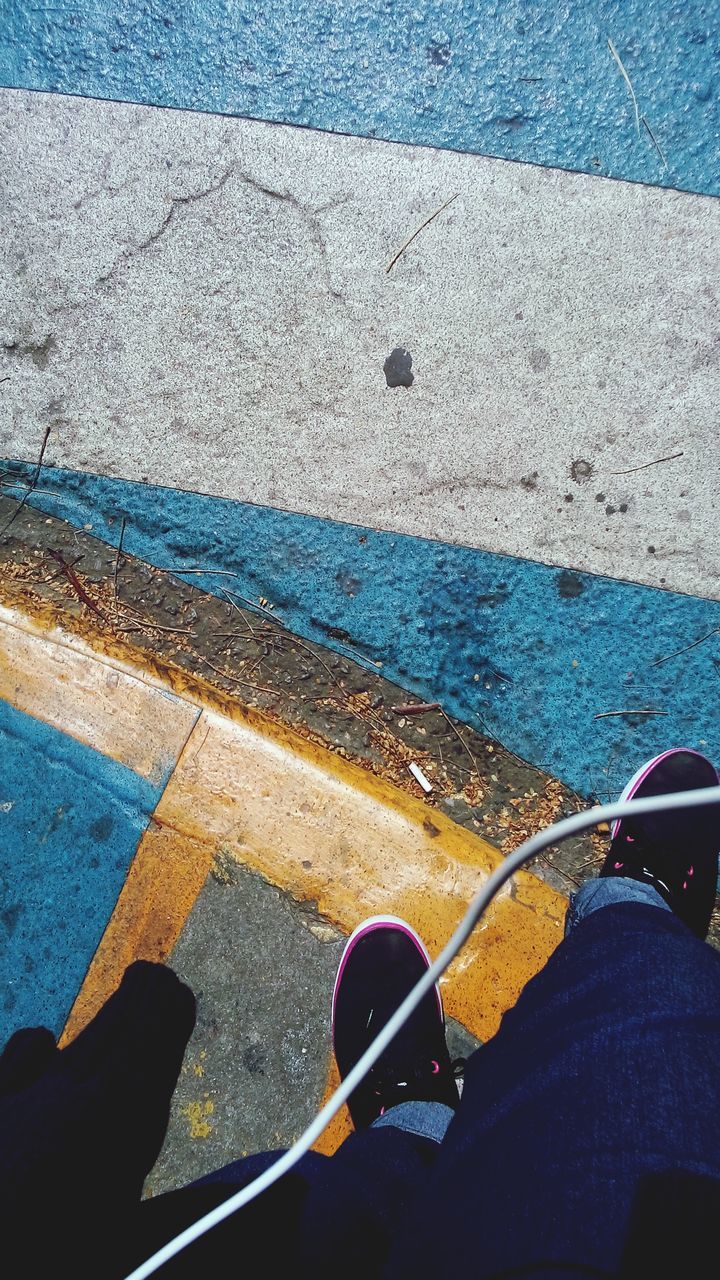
[2, 89, 719, 600]
[146, 860, 479, 1195]
[146, 862, 345, 1195]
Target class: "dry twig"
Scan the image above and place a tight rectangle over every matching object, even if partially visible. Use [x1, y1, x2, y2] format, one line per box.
[608, 37, 640, 135]
[0, 426, 52, 540]
[113, 517, 126, 615]
[610, 451, 682, 476]
[650, 627, 720, 668]
[594, 709, 667, 720]
[386, 193, 459, 273]
[392, 702, 441, 714]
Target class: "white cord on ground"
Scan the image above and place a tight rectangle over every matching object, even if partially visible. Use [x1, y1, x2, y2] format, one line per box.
[125, 784, 720, 1279]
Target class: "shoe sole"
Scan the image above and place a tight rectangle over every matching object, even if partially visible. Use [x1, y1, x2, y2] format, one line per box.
[331, 914, 444, 1053]
[611, 747, 718, 840]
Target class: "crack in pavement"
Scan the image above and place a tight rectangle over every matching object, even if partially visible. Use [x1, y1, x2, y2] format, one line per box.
[234, 171, 348, 303]
[96, 167, 235, 286]
[42, 167, 348, 320]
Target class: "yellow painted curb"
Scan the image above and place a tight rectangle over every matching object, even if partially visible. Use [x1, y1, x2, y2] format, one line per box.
[0, 613, 198, 784]
[0, 604, 567, 1077]
[153, 709, 566, 1044]
[60, 822, 215, 1045]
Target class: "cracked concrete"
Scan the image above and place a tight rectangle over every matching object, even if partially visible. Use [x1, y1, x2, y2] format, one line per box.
[96, 168, 236, 286]
[2, 88, 720, 599]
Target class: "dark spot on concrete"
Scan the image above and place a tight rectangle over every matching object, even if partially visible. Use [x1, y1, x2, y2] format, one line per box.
[311, 618, 354, 644]
[648, 545, 656, 555]
[514, 311, 524, 320]
[475, 589, 508, 609]
[535, 638, 546, 649]
[89, 814, 113, 842]
[478, 660, 512, 690]
[384, 348, 414, 388]
[2, 334, 56, 370]
[358, 535, 367, 545]
[24, 955, 35, 974]
[605, 504, 616, 516]
[211, 849, 237, 886]
[563, 493, 574, 503]
[520, 471, 538, 490]
[556, 570, 586, 599]
[528, 347, 550, 373]
[691, 336, 720, 369]
[335, 570, 361, 597]
[242, 1043, 267, 1075]
[3, 991, 16, 1013]
[595, 493, 605, 502]
[423, 818, 441, 838]
[427, 41, 451, 66]
[0, 904, 21, 934]
[619, 503, 628, 513]
[497, 113, 530, 130]
[570, 459, 594, 484]
[302, 859, 312, 870]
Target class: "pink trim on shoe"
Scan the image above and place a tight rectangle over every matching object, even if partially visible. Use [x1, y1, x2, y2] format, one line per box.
[331, 914, 443, 1054]
[610, 748, 715, 839]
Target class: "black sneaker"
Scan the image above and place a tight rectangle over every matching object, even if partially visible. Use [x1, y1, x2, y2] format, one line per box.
[331, 915, 460, 1129]
[599, 749, 720, 939]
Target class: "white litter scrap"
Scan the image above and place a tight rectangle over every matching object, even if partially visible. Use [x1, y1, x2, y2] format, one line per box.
[408, 762, 433, 793]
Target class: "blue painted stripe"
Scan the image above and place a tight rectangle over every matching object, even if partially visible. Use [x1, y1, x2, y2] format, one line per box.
[5, 464, 719, 805]
[1, 2, 718, 196]
[0, 697, 162, 1046]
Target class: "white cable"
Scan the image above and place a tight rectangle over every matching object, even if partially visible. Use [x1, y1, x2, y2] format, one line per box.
[125, 784, 720, 1279]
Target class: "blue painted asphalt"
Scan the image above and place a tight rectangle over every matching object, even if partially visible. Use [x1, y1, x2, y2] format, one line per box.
[0, 697, 162, 1046]
[5, 463, 720, 803]
[2, 1, 719, 196]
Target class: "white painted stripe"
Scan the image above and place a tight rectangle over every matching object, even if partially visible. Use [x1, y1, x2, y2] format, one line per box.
[2, 90, 718, 600]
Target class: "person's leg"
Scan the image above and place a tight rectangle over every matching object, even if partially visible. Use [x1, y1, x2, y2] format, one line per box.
[385, 748, 720, 1278]
[0, 961, 196, 1278]
[131, 916, 460, 1276]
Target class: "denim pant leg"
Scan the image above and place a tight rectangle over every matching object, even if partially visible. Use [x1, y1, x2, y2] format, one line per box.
[371, 1099, 454, 1143]
[565, 874, 671, 936]
[385, 900, 720, 1278]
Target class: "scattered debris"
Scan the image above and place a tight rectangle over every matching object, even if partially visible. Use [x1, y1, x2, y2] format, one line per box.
[0, 493, 604, 898]
[408, 762, 433, 793]
[441, 707, 479, 779]
[386, 193, 459, 274]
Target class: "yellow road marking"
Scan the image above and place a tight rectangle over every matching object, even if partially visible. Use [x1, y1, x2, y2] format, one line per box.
[153, 709, 566, 1044]
[3, 602, 566, 1101]
[60, 821, 214, 1044]
[0, 613, 198, 784]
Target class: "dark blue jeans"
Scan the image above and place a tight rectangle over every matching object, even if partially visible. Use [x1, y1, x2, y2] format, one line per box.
[127, 882, 720, 1277]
